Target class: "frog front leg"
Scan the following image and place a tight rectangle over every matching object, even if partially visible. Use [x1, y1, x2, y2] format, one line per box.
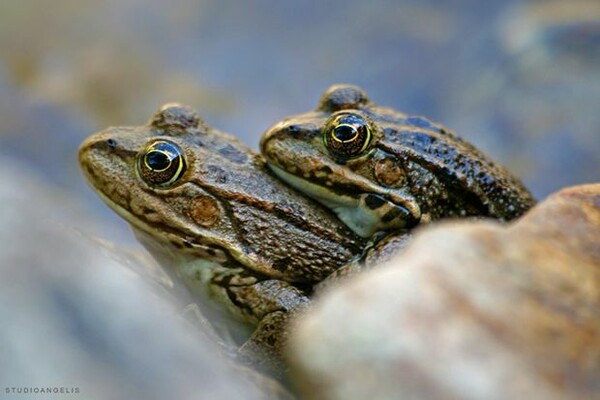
[315, 231, 413, 292]
[211, 273, 311, 373]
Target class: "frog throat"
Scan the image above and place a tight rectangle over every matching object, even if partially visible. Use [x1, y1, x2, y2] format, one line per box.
[268, 164, 420, 238]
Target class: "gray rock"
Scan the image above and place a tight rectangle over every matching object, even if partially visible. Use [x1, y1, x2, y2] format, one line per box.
[288, 184, 600, 400]
[0, 158, 291, 400]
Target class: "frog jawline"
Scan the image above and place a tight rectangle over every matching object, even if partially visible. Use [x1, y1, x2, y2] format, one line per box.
[92, 187, 259, 341]
[93, 188, 252, 323]
[90, 185, 216, 262]
[89, 183, 290, 282]
[268, 164, 383, 238]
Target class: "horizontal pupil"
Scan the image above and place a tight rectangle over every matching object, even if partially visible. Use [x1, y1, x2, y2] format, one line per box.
[146, 151, 171, 171]
[333, 125, 358, 142]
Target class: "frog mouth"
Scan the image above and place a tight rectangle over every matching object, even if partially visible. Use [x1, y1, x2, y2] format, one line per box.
[268, 164, 421, 238]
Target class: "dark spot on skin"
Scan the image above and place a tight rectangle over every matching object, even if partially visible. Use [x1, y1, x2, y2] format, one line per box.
[225, 289, 241, 308]
[320, 165, 333, 174]
[383, 127, 396, 137]
[241, 246, 252, 255]
[224, 288, 254, 315]
[106, 138, 117, 150]
[381, 207, 401, 223]
[365, 194, 386, 209]
[219, 274, 233, 287]
[266, 335, 277, 346]
[271, 257, 291, 272]
[218, 144, 248, 164]
[207, 165, 229, 183]
[412, 132, 434, 149]
[406, 116, 433, 129]
[85, 165, 97, 179]
[479, 174, 496, 187]
[381, 205, 411, 223]
[288, 125, 300, 133]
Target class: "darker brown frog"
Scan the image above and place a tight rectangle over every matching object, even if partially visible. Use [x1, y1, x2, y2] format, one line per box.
[261, 84, 535, 238]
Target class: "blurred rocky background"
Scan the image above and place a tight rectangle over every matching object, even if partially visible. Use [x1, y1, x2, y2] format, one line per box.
[0, 0, 598, 399]
[1, 1, 598, 229]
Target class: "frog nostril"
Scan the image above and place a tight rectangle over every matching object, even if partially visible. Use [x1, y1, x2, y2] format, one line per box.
[106, 138, 117, 150]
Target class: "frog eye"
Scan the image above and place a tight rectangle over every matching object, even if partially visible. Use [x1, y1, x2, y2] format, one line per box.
[137, 140, 186, 187]
[324, 112, 372, 158]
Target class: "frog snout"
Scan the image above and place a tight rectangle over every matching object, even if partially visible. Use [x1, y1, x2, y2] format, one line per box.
[80, 132, 116, 154]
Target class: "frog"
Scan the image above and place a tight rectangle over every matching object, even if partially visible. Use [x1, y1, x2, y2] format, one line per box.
[78, 103, 367, 373]
[260, 84, 536, 241]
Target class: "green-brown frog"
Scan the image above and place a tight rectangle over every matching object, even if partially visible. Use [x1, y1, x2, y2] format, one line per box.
[79, 103, 366, 371]
[260, 84, 536, 239]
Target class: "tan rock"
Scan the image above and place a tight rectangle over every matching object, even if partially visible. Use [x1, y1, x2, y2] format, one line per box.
[289, 184, 600, 400]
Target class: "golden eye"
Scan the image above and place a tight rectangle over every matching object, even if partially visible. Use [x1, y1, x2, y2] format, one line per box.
[324, 112, 372, 158]
[137, 140, 186, 187]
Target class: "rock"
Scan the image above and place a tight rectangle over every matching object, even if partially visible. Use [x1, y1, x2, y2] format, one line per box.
[288, 184, 600, 400]
[0, 157, 291, 400]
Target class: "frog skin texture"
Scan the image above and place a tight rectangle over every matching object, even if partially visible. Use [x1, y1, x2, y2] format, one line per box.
[79, 103, 367, 374]
[260, 84, 536, 240]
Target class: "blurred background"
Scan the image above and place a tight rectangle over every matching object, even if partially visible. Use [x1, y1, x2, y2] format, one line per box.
[1, 0, 599, 242]
[0, 1, 599, 398]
